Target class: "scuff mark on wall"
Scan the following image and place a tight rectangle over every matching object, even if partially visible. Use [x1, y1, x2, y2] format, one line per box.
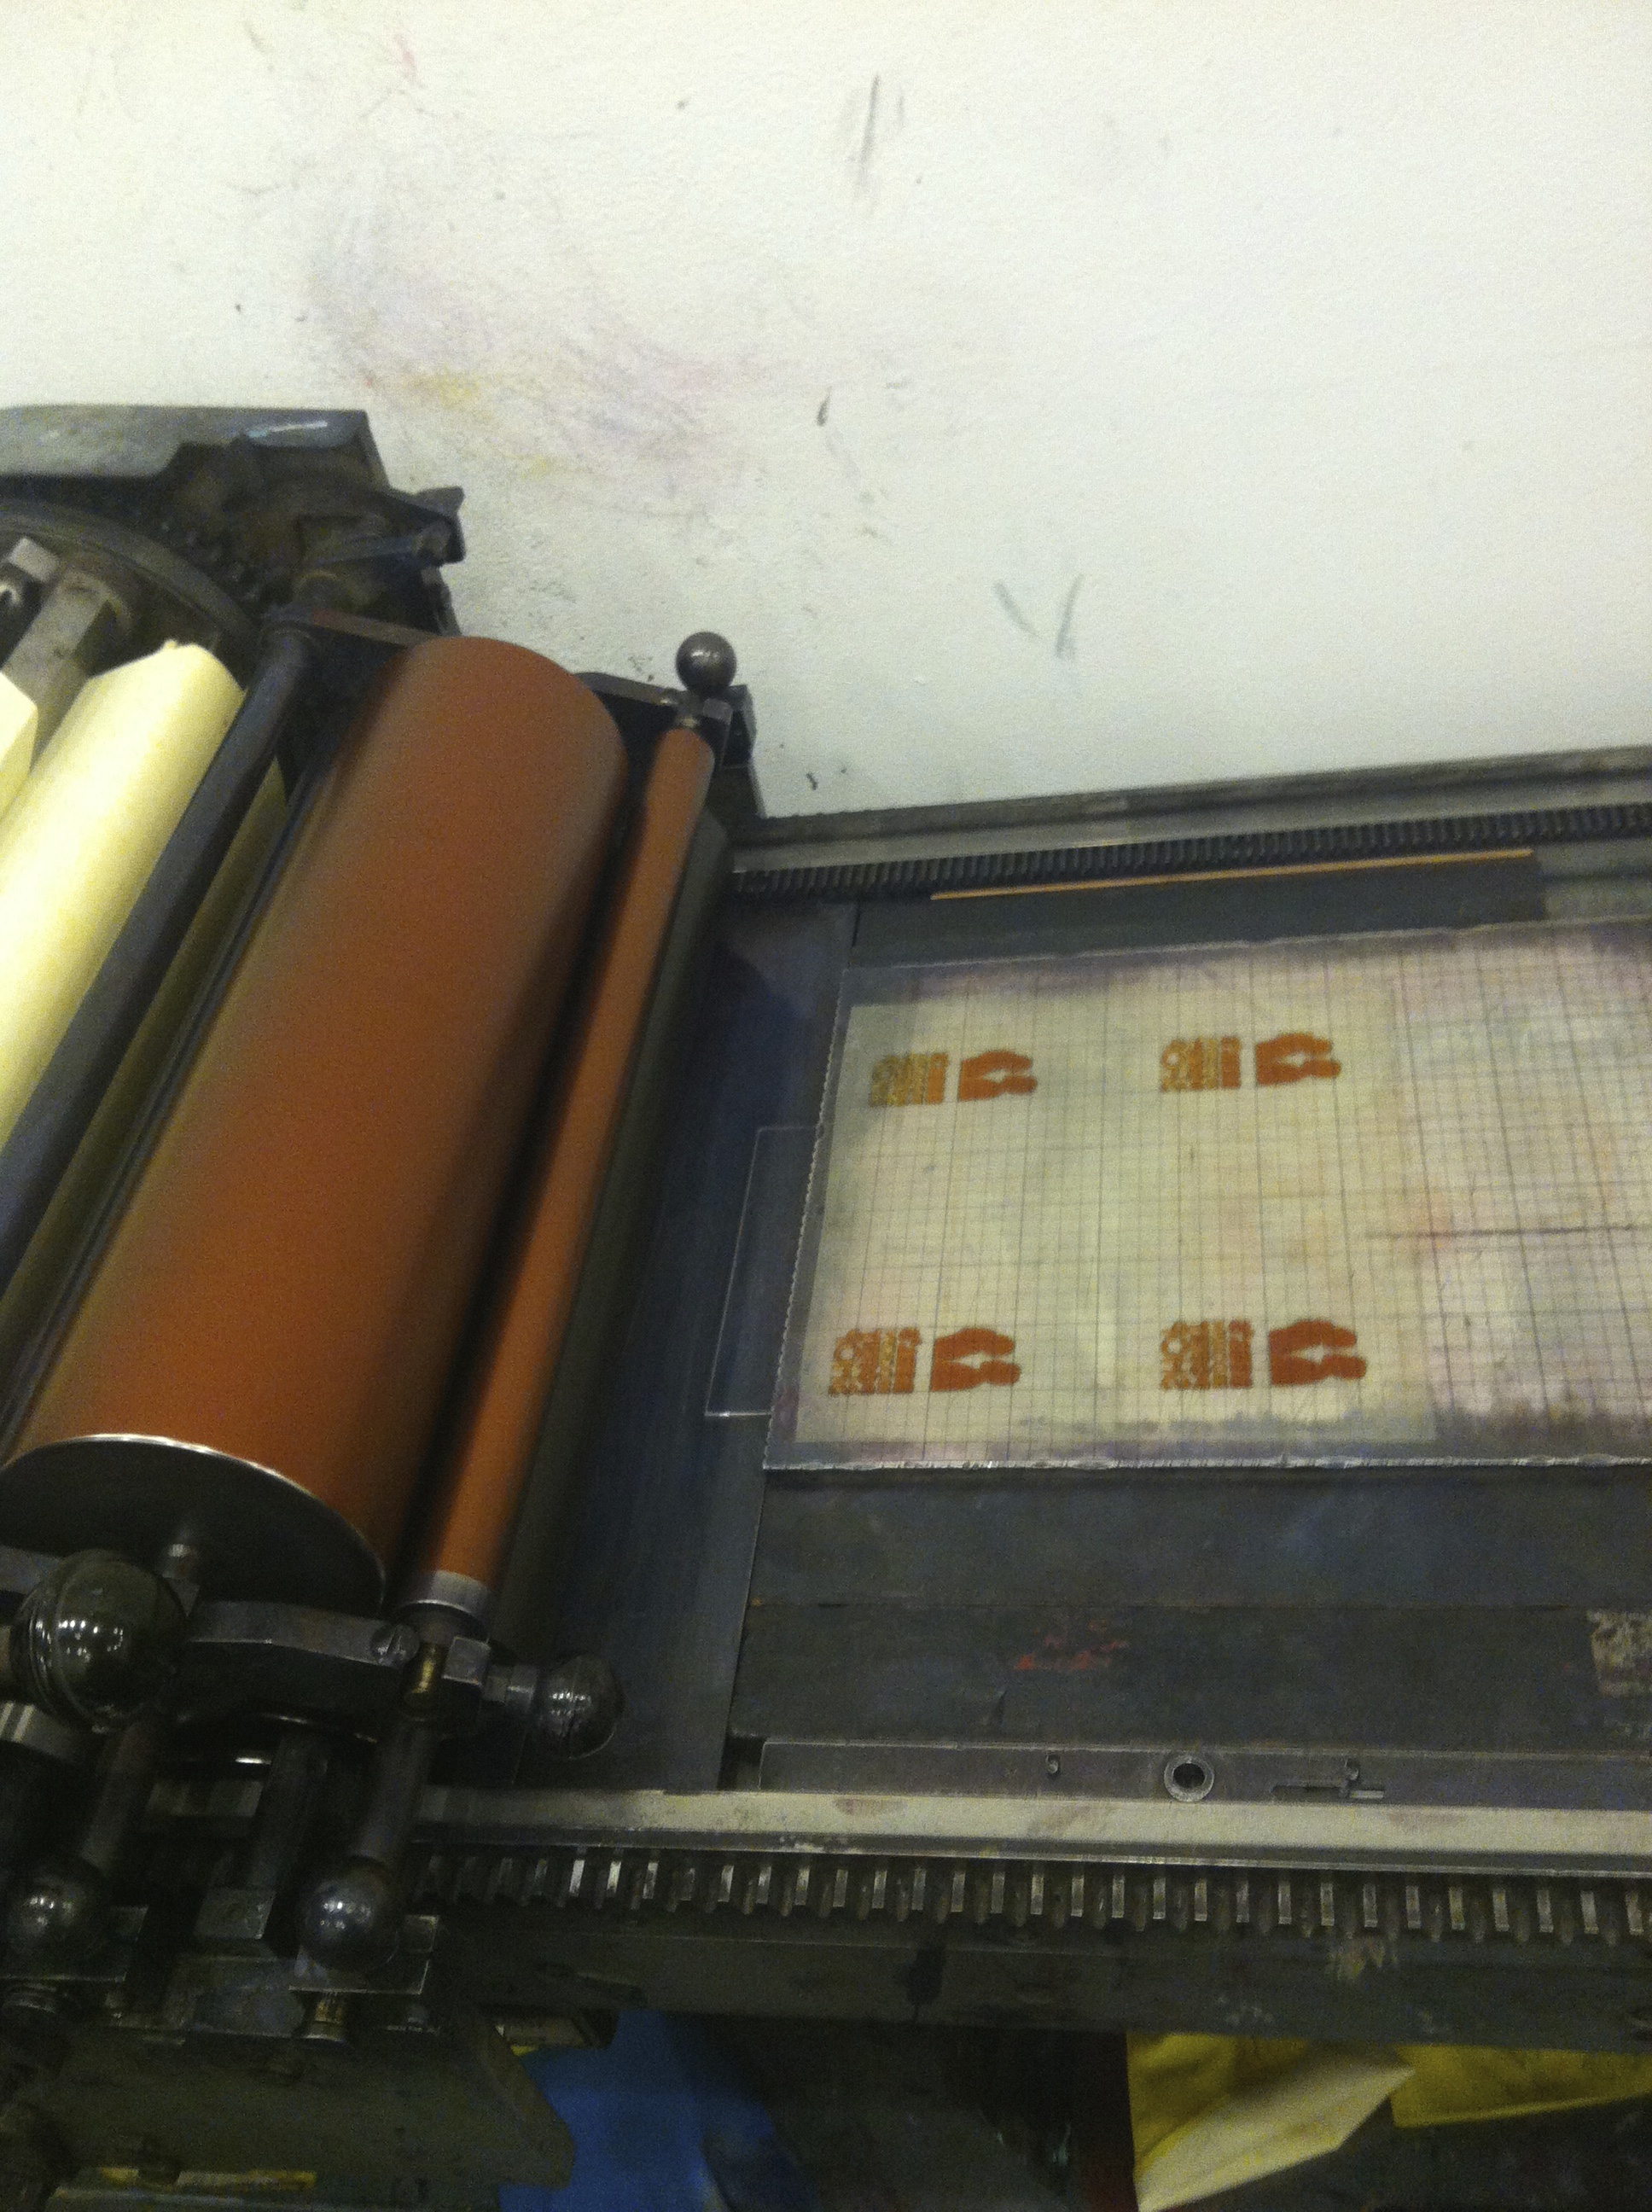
[23, 0, 1637, 819]
[993, 582, 1038, 638]
[1054, 573, 1084, 659]
[856, 74, 881, 198]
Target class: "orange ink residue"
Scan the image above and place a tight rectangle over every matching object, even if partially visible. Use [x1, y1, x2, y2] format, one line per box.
[1255, 1033, 1341, 1086]
[1160, 1319, 1254, 1390]
[1011, 1621, 1130, 1674]
[1267, 1318, 1366, 1386]
[829, 1326, 920, 1395]
[957, 1049, 1037, 1102]
[869, 1052, 948, 1107]
[929, 1326, 1021, 1392]
[1160, 1037, 1242, 1091]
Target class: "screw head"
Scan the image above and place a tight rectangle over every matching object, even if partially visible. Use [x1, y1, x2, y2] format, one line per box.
[299, 1992, 354, 2046]
[675, 632, 737, 697]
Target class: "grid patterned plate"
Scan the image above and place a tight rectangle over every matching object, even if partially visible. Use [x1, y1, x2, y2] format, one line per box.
[766, 922, 1652, 1469]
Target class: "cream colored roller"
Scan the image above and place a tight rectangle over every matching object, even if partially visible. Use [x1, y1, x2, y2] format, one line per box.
[0, 641, 243, 1153]
[0, 672, 37, 822]
[0, 761, 286, 1393]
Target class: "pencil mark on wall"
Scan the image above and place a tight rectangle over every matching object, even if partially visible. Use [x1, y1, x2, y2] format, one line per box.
[817, 391, 831, 426]
[993, 583, 1038, 639]
[1054, 573, 1084, 660]
[857, 76, 881, 195]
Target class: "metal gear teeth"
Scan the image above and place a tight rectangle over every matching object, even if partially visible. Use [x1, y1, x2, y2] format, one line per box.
[731, 803, 1652, 902]
[411, 1847, 1652, 1953]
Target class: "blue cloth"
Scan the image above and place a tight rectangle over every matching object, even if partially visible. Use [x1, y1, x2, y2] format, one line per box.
[505, 2011, 810, 2212]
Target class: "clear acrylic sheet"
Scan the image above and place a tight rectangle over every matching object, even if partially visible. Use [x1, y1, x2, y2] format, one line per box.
[766, 922, 1652, 1470]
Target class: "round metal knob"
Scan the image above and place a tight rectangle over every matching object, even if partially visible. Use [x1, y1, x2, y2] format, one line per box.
[5, 1855, 109, 1965]
[9, 1552, 187, 1732]
[533, 1654, 623, 1761]
[0, 1984, 72, 2073]
[674, 632, 737, 698]
[296, 1859, 404, 1970]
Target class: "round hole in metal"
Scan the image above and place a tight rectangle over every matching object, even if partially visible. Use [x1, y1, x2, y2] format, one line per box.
[1165, 1754, 1216, 1803]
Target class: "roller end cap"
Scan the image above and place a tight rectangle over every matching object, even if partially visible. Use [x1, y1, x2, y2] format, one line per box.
[675, 632, 737, 698]
[297, 1859, 404, 1971]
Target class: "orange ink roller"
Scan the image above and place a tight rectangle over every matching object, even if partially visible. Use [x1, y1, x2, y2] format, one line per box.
[0, 637, 625, 1611]
[404, 713, 717, 1633]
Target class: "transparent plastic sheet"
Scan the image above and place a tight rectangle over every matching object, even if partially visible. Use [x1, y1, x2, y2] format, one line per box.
[767, 920, 1652, 1471]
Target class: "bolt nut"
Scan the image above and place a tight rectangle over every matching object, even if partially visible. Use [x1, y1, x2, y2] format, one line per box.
[1164, 1753, 1217, 1803]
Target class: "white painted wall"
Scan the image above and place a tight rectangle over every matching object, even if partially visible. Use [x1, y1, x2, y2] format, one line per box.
[2, 2, 1648, 815]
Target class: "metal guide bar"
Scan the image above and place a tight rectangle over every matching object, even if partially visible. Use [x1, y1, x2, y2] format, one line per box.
[405, 1787, 1652, 1876]
[729, 802, 1652, 901]
[148, 1781, 1652, 1877]
[413, 1842, 1652, 1956]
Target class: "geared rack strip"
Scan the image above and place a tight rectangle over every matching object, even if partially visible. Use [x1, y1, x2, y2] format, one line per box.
[412, 1844, 1652, 1954]
[729, 801, 1652, 902]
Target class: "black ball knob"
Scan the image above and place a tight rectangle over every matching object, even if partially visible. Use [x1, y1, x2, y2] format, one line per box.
[5, 1855, 109, 1964]
[297, 1859, 404, 1970]
[533, 1654, 624, 1761]
[0, 1986, 71, 2074]
[675, 632, 737, 697]
[11, 1551, 187, 1732]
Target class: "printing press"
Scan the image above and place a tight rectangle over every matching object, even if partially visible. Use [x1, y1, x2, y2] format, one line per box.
[0, 405, 1649, 2204]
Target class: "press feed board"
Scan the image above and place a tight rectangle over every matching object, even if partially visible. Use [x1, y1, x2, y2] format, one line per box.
[768, 923, 1652, 1469]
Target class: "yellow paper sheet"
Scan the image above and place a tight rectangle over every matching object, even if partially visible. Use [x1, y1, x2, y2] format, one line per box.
[1129, 2031, 1652, 2206]
[1129, 2034, 1313, 2168]
[1392, 2045, 1652, 2129]
[0, 640, 242, 1154]
[1129, 2034, 1411, 2210]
